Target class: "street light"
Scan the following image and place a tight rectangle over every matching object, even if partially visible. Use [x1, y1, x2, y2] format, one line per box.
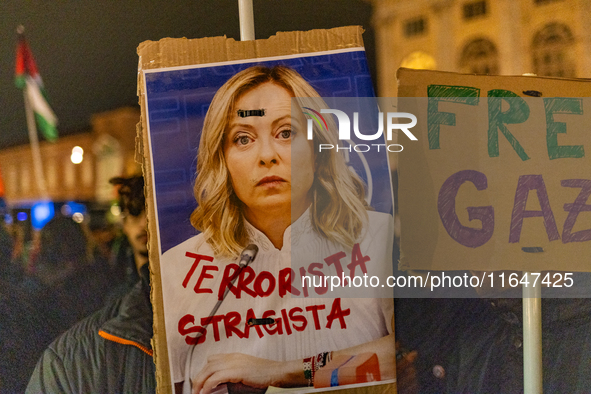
[71, 146, 83, 164]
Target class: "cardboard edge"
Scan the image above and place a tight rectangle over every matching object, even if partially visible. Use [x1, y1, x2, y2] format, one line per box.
[137, 26, 396, 394]
[396, 66, 591, 82]
[136, 109, 172, 393]
[137, 26, 364, 70]
[396, 67, 591, 98]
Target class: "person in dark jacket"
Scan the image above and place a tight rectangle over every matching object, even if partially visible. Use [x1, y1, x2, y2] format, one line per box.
[104, 175, 149, 303]
[26, 175, 156, 393]
[26, 265, 155, 393]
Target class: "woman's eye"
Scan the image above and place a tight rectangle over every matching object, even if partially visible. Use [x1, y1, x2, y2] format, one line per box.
[279, 129, 291, 139]
[236, 135, 251, 145]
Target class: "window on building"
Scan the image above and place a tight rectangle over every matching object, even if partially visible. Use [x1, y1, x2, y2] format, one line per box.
[459, 38, 499, 74]
[400, 51, 437, 70]
[463, 1, 487, 19]
[532, 23, 575, 77]
[404, 17, 427, 37]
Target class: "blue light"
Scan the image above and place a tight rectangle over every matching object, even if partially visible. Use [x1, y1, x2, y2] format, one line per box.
[17, 211, 27, 222]
[64, 201, 86, 216]
[32, 201, 55, 230]
[4, 214, 12, 225]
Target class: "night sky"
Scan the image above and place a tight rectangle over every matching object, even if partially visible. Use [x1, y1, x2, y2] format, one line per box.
[0, 0, 375, 149]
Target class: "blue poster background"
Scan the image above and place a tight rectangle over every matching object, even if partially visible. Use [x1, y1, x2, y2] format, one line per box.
[144, 50, 392, 253]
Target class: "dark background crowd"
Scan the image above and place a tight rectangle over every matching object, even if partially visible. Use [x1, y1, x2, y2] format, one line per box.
[0, 185, 140, 392]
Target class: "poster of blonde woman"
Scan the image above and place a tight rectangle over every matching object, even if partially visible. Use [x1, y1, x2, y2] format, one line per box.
[142, 47, 395, 394]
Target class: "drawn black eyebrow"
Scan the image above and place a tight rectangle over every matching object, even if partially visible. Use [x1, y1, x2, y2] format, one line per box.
[237, 109, 266, 117]
[523, 90, 542, 97]
[227, 114, 291, 137]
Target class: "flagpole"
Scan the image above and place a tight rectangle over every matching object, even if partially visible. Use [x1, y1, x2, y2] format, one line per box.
[238, 0, 255, 41]
[23, 87, 49, 198]
[523, 272, 542, 393]
[520, 73, 543, 394]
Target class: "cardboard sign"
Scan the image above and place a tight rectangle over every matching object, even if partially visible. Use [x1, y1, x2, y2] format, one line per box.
[397, 68, 591, 272]
[138, 27, 396, 394]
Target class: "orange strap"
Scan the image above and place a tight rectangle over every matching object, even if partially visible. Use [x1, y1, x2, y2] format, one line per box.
[98, 330, 153, 357]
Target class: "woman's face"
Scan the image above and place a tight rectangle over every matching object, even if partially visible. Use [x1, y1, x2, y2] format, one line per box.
[224, 82, 314, 221]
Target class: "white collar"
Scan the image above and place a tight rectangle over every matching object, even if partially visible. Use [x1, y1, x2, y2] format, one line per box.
[243, 207, 311, 253]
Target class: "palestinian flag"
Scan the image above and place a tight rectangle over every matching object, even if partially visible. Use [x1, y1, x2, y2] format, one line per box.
[15, 28, 58, 142]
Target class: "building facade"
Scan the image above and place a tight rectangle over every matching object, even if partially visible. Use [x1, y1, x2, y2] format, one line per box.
[371, 0, 591, 96]
[0, 107, 140, 206]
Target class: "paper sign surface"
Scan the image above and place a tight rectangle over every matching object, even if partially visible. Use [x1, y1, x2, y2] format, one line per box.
[138, 27, 397, 394]
[397, 68, 591, 272]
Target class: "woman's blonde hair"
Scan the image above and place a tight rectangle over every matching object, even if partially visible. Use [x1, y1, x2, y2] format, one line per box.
[190, 65, 369, 257]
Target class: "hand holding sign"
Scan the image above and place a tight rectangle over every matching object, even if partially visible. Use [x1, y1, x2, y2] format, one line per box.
[190, 353, 303, 394]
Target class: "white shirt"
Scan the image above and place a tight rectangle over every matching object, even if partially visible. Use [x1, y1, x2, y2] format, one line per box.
[160, 209, 394, 384]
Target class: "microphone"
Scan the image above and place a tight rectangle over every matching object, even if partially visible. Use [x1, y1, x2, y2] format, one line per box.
[185, 244, 259, 391]
[193, 244, 259, 338]
[238, 244, 258, 268]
